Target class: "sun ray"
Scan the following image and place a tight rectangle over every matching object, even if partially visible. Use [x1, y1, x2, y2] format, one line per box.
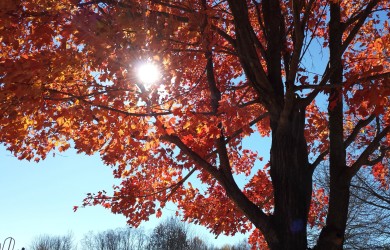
[137, 62, 161, 87]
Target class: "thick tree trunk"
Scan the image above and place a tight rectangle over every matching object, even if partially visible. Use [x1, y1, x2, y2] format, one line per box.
[316, 3, 350, 249]
[268, 105, 312, 249]
[315, 177, 351, 250]
[315, 81, 350, 250]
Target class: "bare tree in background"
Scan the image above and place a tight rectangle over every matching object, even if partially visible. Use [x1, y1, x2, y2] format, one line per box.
[231, 239, 251, 250]
[344, 169, 390, 249]
[147, 217, 189, 250]
[81, 227, 147, 250]
[187, 236, 209, 250]
[27, 219, 253, 250]
[311, 164, 390, 249]
[217, 239, 250, 250]
[30, 233, 75, 250]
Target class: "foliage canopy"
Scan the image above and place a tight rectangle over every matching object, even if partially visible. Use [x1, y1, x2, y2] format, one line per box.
[1, 0, 389, 249]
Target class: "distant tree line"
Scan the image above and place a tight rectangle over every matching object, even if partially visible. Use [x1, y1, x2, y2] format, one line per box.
[29, 234, 74, 250]
[28, 217, 250, 250]
[26, 181, 390, 250]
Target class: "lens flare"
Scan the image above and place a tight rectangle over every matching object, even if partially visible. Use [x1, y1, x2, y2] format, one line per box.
[137, 63, 160, 87]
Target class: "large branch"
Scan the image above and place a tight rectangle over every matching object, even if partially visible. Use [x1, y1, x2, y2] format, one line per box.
[348, 125, 390, 178]
[161, 134, 220, 177]
[341, 0, 380, 54]
[299, 63, 331, 107]
[285, 0, 305, 89]
[164, 44, 273, 239]
[211, 25, 237, 48]
[162, 133, 272, 236]
[310, 149, 329, 172]
[204, 112, 269, 161]
[226, 0, 279, 116]
[202, 0, 231, 179]
[203, 40, 274, 234]
[365, 148, 388, 166]
[262, 0, 284, 96]
[225, 112, 269, 144]
[251, 0, 267, 59]
[344, 115, 376, 148]
[310, 114, 377, 171]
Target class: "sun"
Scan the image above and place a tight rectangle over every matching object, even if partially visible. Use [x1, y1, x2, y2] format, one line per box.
[137, 62, 161, 87]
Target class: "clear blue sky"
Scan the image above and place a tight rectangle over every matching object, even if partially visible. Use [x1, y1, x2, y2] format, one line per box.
[0, 144, 250, 249]
[0, 145, 128, 249]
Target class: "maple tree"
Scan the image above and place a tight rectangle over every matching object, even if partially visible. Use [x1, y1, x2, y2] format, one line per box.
[1, 0, 389, 249]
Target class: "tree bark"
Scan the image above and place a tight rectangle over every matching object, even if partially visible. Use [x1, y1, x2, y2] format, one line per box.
[269, 104, 312, 249]
[316, 3, 350, 249]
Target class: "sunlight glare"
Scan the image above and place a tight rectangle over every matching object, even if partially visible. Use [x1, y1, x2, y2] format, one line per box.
[137, 62, 160, 87]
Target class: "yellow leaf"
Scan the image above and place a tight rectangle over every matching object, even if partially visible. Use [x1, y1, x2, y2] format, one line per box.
[57, 117, 65, 126]
[183, 121, 191, 129]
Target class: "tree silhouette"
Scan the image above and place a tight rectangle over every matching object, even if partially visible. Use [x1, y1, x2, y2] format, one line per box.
[30, 233, 74, 250]
[147, 217, 190, 250]
[81, 227, 147, 250]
